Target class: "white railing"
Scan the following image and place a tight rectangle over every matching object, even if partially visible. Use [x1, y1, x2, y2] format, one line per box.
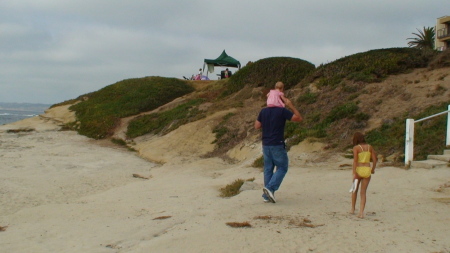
[404, 105, 450, 165]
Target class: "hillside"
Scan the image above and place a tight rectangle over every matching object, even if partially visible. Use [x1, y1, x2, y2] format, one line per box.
[3, 48, 450, 253]
[52, 48, 450, 164]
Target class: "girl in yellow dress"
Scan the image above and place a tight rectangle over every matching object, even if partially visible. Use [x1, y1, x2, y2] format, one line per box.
[351, 132, 377, 218]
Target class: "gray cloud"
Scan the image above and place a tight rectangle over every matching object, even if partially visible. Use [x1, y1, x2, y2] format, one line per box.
[0, 0, 447, 103]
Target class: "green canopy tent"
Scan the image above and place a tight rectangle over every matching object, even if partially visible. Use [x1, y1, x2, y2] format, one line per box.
[203, 50, 241, 78]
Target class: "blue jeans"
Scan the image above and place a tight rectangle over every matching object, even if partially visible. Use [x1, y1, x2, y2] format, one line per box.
[262, 145, 289, 193]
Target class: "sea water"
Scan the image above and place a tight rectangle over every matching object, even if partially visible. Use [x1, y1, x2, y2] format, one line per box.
[0, 103, 51, 125]
[0, 109, 45, 125]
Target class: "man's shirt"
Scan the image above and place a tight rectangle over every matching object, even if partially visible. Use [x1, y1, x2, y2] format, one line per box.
[257, 107, 293, 146]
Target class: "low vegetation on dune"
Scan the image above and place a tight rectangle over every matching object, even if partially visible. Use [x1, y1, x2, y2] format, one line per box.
[222, 57, 315, 97]
[55, 76, 194, 139]
[127, 98, 206, 138]
[366, 102, 448, 160]
[282, 48, 447, 160]
[55, 48, 450, 161]
[429, 48, 450, 69]
[304, 48, 437, 87]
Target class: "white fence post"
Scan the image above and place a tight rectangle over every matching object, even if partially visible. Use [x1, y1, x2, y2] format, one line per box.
[405, 119, 414, 165]
[404, 105, 450, 165]
[447, 105, 450, 146]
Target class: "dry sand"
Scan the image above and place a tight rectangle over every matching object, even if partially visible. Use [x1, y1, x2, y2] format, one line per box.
[1, 106, 449, 253]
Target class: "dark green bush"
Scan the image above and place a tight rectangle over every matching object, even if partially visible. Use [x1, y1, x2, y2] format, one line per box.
[70, 76, 194, 139]
[284, 101, 361, 146]
[354, 112, 370, 121]
[223, 57, 315, 96]
[324, 102, 359, 124]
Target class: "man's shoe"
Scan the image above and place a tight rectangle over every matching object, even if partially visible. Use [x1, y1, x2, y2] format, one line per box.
[263, 187, 276, 203]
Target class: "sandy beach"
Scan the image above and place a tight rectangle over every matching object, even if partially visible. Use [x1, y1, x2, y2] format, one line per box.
[1, 108, 450, 253]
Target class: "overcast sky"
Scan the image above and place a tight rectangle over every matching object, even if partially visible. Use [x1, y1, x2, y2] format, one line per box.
[0, 1, 447, 104]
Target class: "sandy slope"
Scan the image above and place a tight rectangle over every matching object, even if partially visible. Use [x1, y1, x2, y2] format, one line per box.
[1, 106, 449, 253]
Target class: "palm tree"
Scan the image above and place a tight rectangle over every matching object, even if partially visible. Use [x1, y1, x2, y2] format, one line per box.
[407, 26, 435, 50]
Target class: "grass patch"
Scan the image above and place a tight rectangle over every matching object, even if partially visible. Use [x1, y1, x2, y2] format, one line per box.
[219, 178, 255, 197]
[251, 155, 264, 168]
[6, 128, 34, 133]
[111, 138, 137, 151]
[111, 138, 127, 146]
[354, 112, 370, 121]
[297, 91, 318, 105]
[305, 48, 436, 88]
[324, 102, 358, 123]
[69, 76, 195, 139]
[366, 102, 450, 160]
[211, 112, 236, 147]
[212, 126, 229, 141]
[127, 98, 205, 138]
[223, 57, 315, 97]
[284, 101, 360, 146]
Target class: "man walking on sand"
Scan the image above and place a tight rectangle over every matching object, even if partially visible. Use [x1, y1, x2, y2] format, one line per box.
[255, 89, 303, 203]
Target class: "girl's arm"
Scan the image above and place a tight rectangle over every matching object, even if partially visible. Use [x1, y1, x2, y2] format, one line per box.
[352, 146, 358, 178]
[370, 145, 377, 174]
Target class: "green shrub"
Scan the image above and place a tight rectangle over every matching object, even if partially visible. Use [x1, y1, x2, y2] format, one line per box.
[341, 84, 359, 93]
[297, 91, 318, 105]
[211, 113, 236, 147]
[304, 47, 437, 87]
[219, 178, 255, 197]
[284, 101, 362, 146]
[127, 98, 205, 138]
[317, 76, 343, 88]
[349, 93, 360, 100]
[251, 155, 264, 168]
[69, 76, 195, 139]
[212, 126, 229, 140]
[324, 102, 359, 124]
[354, 112, 370, 121]
[365, 103, 449, 160]
[111, 138, 127, 146]
[223, 57, 315, 96]
[219, 179, 245, 197]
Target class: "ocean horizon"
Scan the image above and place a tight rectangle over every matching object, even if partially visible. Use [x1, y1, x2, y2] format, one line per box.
[0, 102, 51, 125]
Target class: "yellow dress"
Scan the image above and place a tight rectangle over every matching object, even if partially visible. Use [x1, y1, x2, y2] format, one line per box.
[356, 144, 372, 178]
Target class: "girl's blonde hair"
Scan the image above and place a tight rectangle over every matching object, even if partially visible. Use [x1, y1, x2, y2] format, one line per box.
[275, 81, 284, 91]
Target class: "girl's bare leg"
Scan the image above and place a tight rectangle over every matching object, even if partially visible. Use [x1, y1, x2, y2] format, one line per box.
[350, 181, 360, 214]
[358, 177, 371, 218]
